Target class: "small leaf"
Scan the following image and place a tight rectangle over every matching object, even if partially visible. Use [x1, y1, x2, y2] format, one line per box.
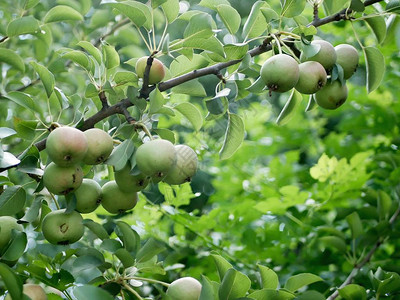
[338, 284, 367, 300]
[319, 236, 347, 252]
[83, 219, 109, 240]
[219, 113, 245, 160]
[106, 139, 135, 171]
[0, 263, 23, 300]
[174, 102, 203, 131]
[199, 0, 230, 9]
[248, 289, 295, 300]
[184, 13, 214, 40]
[211, 253, 233, 281]
[151, 0, 168, 8]
[261, 7, 279, 22]
[365, 16, 387, 44]
[7, 16, 40, 36]
[350, 0, 365, 12]
[115, 221, 140, 254]
[161, 0, 179, 23]
[44, 5, 83, 23]
[276, 90, 302, 125]
[281, 0, 307, 17]
[242, 1, 266, 38]
[346, 212, 364, 239]
[0, 49, 25, 72]
[284, 273, 323, 292]
[377, 190, 392, 220]
[200, 275, 218, 300]
[103, 44, 120, 69]
[172, 80, 207, 97]
[1, 230, 27, 262]
[136, 238, 166, 263]
[149, 88, 164, 115]
[0, 128, 17, 139]
[216, 5, 241, 34]
[0, 152, 20, 169]
[219, 268, 251, 300]
[77, 41, 102, 64]
[0, 186, 26, 216]
[258, 265, 279, 289]
[305, 95, 317, 111]
[61, 50, 90, 70]
[115, 248, 135, 268]
[30, 61, 55, 98]
[386, 0, 400, 12]
[363, 46, 385, 93]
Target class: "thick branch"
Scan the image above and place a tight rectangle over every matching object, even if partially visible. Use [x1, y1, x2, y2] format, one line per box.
[327, 203, 400, 300]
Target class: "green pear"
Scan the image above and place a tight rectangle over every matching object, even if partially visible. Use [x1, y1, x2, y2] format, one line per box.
[5, 284, 47, 300]
[163, 145, 198, 185]
[301, 40, 337, 71]
[42, 209, 84, 245]
[83, 128, 114, 165]
[114, 163, 149, 193]
[0, 216, 23, 252]
[314, 80, 348, 110]
[43, 163, 83, 195]
[295, 61, 327, 94]
[135, 139, 177, 180]
[46, 126, 88, 167]
[166, 277, 202, 300]
[335, 44, 359, 79]
[260, 54, 299, 93]
[74, 178, 102, 214]
[136, 56, 166, 84]
[101, 181, 138, 214]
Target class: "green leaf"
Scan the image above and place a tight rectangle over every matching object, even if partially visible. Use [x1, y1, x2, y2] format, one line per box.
[7, 16, 40, 36]
[161, 0, 180, 23]
[276, 90, 302, 125]
[218, 268, 252, 300]
[100, 0, 152, 30]
[106, 139, 135, 171]
[149, 88, 165, 115]
[386, 0, 400, 12]
[0, 128, 17, 139]
[200, 275, 218, 300]
[219, 113, 245, 160]
[319, 236, 347, 252]
[338, 284, 367, 300]
[216, 5, 241, 35]
[1, 230, 27, 262]
[258, 265, 279, 289]
[136, 238, 166, 263]
[261, 7, 279, 22]
[248, 289, 296, 300]
[242, 1, 267, 39]
[377, 190, 392, 220]
[0, 186, 26, 216]
[24, 0, 40, 9]
[184, 13, 214, 40]
[13, 118, 38, 140]
[169, 54, 209, 77]
[83, 219, 109, 240]
[115, 221, 140, 254]
[280, 0, 306, 17]
[20, 195, 44, 223]
[77, 41, 102, 64]
[0, 152, 19, 169]
[101, 239, 122, 253]
[103, 44, 120, 69]
[61, 50, 90, 70]
[30, 61, 55, 98]
[151, 0, 168, 9]
[323, 0, 350, 15]
[346, 212, 364, 239]
[199, 0, 230, 9]
[174, 102, 203, 131]
[74, 285, 114, 300]
[211, 253, 233, 281]
[365, 16, 387, 44]
[114, 71, 138, 86]
[171, 80, 207, 97]
[180, 36, 225, 57]
[0, 263, 23, 300]
[284, 273, 323, 292]
[0, 48, 25, 72]
[44, 5, 84, 23]
[3, 92, 37, 113]
[114, 248, 135, 268]
[154, 128, 176, 144]
[350, 0, 365, 12]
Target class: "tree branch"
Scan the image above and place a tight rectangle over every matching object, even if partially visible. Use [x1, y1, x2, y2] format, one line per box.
[327, 203, 400, 300]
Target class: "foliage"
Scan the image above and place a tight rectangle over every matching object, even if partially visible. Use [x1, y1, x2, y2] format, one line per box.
[1, 0, 400, 299]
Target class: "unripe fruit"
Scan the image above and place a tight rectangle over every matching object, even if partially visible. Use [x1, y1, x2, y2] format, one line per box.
[301, 40, 337, 71]
[5, 284, 47, 300]
[166, 277, 202, 300]
[46, 126, 88, 167]
[0, 216, 23, 252]
[295, 61, 327, 94]
[101, 181, 138, 214]
[74, 178, 102, 214]
[42, 209, 84, 245]
[335, 44, 359, 79]
[163, 145, 198, 185]
[83, 128, 114, 165]
[314, 80, 348, 110]
[43, 163, 83, 195]
[135, 139, 177, 180]
[114, 163, 149, 193]
[260, 54, 299, 93]
[136, 56, 166, 84]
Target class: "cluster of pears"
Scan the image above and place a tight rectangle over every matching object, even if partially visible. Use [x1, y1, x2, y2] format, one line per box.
[41, 126, 114, 245]
[260, 40, 359, 110]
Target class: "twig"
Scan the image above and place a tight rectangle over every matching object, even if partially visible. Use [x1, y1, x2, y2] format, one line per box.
[123, 283, 144, 300]
[99, 91, 109, 109]
[139, 54, 156, 99]
[313, 3, 319, 22]
[0, 36, 9, 43]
